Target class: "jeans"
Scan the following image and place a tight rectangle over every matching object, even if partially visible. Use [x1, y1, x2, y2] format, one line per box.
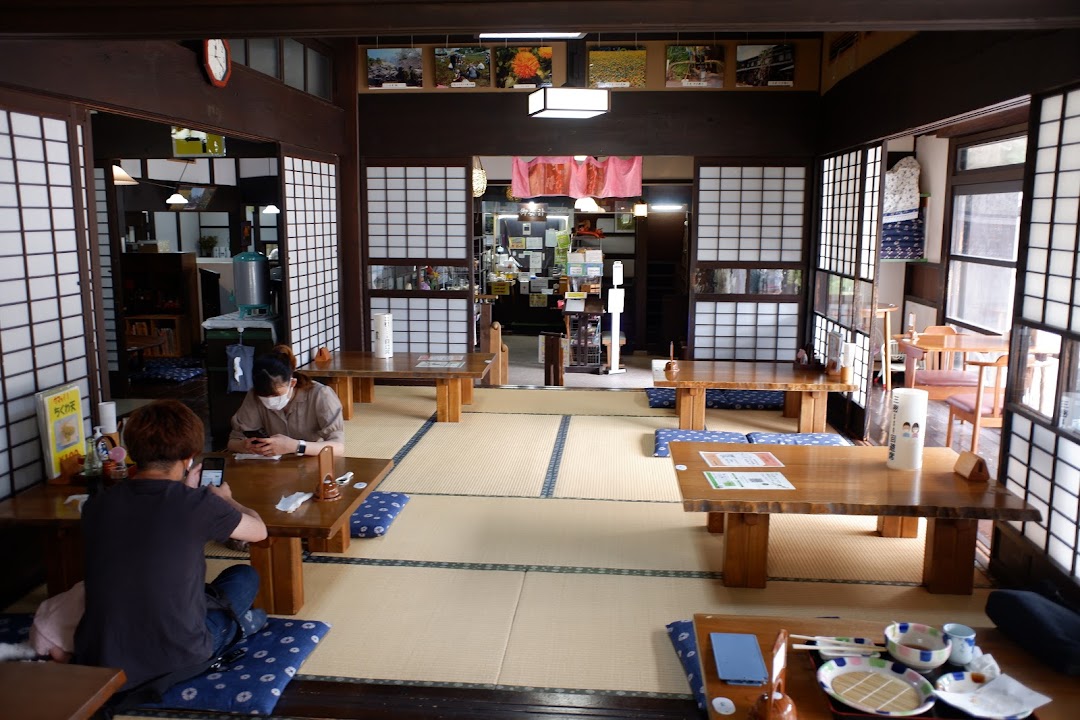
[205, 564, 262, 657]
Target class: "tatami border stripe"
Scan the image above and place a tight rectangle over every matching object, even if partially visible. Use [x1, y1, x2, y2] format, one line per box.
[391, 412, 437, 466]
[540, 415, 571, 498]
[393, 490, 680, 504]
[293, 675, 694, 701]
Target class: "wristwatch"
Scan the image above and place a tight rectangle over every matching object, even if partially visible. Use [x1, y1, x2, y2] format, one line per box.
[296, 439, 307, 456]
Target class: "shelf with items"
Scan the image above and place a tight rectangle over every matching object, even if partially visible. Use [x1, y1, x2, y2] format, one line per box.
[124, 315, 191, 358]
[563, 296, 605, 373]
[368, 263, 472, 292]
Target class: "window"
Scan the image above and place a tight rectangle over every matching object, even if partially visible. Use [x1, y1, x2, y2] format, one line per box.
[228, 39, 333, 100]
[957, 136, 1028, 171]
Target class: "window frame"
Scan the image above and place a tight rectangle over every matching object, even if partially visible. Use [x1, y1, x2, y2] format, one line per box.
[226, 38, 334, 101]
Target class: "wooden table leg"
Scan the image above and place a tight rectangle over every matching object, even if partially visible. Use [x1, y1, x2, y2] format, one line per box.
[798, 390, 827, 433]
[676, 387, 706, 430]
[330, 377, 354, 421]
[923, 518, 977, 595]
[44, 526, 84, 596]
[783, 391, 800, 419]
[357, 377, 375, 403]
[877, 516, 920, 538]
[307, 526, 350, 554]
[723, 513, 769, 588]
[435, 379, 463, 422]
[462, 378, 474, 405]
[707, 512, 725, 534]
[250, 536, 305, 614]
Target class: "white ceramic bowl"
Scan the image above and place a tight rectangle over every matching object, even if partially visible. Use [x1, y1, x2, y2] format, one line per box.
[885, 622, 951, 672]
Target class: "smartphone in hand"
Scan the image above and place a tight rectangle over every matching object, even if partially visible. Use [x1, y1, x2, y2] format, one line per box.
[200, 456, 226, 487]
[243, 429, 269, 439]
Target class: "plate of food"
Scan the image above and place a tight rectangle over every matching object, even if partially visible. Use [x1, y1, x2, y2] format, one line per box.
[817, 656, 936, 716]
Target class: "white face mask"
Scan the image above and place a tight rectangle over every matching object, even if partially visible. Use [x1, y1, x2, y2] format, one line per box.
[259, 386, 293, 411]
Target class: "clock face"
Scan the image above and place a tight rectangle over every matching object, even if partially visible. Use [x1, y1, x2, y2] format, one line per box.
[203, 39, 232, 87]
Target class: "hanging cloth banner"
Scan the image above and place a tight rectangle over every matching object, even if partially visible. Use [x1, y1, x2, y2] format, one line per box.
[512, 156, 642, 199]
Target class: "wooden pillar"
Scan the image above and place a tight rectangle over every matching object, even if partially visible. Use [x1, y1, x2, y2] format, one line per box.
[543, 332, 564, 386]
[487, 322, 503, 386]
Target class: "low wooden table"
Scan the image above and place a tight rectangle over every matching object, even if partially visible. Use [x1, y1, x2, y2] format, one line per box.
[300, 351, 495, 422]
[0, 455, 393, 614]
[652, 360, 857, 433]
[693, 614, 1074, 720]
[0, 662, 126, 720]
[669, 443, 1039, 593]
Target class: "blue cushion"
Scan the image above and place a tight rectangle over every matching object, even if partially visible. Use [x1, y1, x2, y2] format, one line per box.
[666, 620, 707, 712]
[350, 492, 410, 538]
[129, 366, 206, 384]
[0, 613, 32, 644]
[645, 388, 677, 408]
[714, 390, 785, 410]
[144, 357, 204, 369]
[654, 429, 748, 458]
[149, 617, 330, 716]
[747, 432, 851, 446]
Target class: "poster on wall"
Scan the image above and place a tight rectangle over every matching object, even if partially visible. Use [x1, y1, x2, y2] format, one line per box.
[588, 46, 647, 88]
[34, 383, 85, 480]
[434, 47, 491, 88]
[367, 48, 423, 88]
[495, 46, 553, 89]
[735, 44, 795, 87]
[665, 45, 725, 87]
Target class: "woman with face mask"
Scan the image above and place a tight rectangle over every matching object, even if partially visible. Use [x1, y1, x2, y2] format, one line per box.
[227, 345, 345, 458]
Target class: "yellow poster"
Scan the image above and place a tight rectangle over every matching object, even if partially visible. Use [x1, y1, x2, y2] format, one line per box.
[491, 281, 511, 296]
[36, 383, 85, 478]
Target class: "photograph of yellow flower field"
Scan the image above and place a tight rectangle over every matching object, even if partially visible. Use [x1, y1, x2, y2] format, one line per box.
[588, 46, 646, 88]
[495, 46, 553, 88]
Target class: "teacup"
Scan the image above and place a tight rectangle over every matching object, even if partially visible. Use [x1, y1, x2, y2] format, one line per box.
[884, 621, 952, 672]
[943, 623, 977, 666]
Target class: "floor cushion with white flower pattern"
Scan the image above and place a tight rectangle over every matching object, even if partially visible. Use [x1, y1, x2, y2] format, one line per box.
[0, 613, 31, 644]
[146, 617, 330, 716]
[713, 390, 785, 410]
[746, 432, 852, 446]
[653, 429, 748, 458]
[350, 491, 410, 538]
[665, 620, 707, 712]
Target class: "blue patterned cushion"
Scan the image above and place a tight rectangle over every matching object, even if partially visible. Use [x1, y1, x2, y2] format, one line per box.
[144, 357, 204, 369]
[654, 429, 748, 458]
[747, 432, 851, 446]
[645, 388, 677, 408]
[350, 492, 410, 538]
[715, 390, 785, 410]
[129, 366, 206, 384]
[666, 620, 707, 712]
[0, 613, 31, 644]
[148, 618, 329, 716]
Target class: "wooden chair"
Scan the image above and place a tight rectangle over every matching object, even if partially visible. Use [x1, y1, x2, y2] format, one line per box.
[921, 326, 961, 370]
[945, 355, 1008, 453]
[901, 334, 980, 401]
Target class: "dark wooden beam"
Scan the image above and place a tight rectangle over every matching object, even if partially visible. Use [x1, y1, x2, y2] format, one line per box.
[934, 104, 1030, 138]
[332, 38, 365, 351]
[0, 39, 347, 156]
[91, 113, 277, 159]
[358, 92, 820, 158]
[1, 1, 1080, 37]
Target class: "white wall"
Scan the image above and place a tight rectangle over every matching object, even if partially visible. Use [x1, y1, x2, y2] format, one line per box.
[915, 134, 949, 263]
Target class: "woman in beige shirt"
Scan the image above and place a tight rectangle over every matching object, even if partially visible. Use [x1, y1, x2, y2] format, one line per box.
[227, 345, 345, 458]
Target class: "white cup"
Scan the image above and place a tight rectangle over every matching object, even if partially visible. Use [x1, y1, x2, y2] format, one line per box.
[943, 623, 976, 666]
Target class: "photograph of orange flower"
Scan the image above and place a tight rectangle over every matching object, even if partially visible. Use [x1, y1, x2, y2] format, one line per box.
[495, 46, 553, 88]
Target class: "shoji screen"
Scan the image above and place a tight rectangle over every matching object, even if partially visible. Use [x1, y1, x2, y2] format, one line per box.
[363, 161, 473, 354]
[283, 154, 340, 362]
[690, 162, 808, 360]
[811, 146, 882, 435]
[93, 166, 118, 372]
[0, 104, 96, 499]
[1001, 84, 1080, 581]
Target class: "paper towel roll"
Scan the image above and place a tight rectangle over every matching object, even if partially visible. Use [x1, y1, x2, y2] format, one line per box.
[887, 388, 929, 470]
[841, 342, 857, 368]
[373, 313, 394, 359]
[98, 401, 117, 434]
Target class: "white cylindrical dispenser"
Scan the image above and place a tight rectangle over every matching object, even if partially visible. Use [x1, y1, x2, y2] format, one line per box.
[373, 313, 394, 358]
[886, 388, 929, 470]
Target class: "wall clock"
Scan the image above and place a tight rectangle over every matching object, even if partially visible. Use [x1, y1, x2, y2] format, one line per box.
[203, 39, 232, 88]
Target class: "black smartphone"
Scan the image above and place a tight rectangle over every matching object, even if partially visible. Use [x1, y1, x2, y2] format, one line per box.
[243, 429, 269, 439]
[200, 456, 226, 487]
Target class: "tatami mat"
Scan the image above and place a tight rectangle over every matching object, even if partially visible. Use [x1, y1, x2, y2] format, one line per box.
[497, 573, 993, 694]
[704, 408, 804, 433]
[376, 413, 561, 496]
[555, 415, 681, 501]
[466, 387, 670, 416]
[343, 386, 435, 459]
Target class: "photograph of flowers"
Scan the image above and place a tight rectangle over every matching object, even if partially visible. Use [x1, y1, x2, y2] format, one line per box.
[665, 45, 725, 88]
[435, 47, 491, 88]
[495, 46, 553, 88]
[735, 44, 795, 87]
[588, 46, 647, 88]
[367, 48, 424, 88]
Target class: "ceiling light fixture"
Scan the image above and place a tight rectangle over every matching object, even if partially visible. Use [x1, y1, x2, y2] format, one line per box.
[574, 197, 601, 212]
[633, 202, 649, 217]
[650, 204, 685, 212]
[528, 88, 610, 119]
[165, 160, 191, 207]
[112, 164, 138, 186]
[262, 204, 280, 214]
[472, 157, 488, 198]
[479, 32, 586, 40]
[573, 155, 588, 162]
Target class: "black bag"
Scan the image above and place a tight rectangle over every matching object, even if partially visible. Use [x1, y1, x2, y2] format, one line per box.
[985, 587, 1080, 676]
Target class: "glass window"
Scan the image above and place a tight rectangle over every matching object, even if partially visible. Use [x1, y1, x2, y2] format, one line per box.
[306, 47, 332, 99]
[247, 39, 279, 78]
[950, 191, 1022, 261]
[227, 39, 246, 66]
[957, 136, 1028, 171]
[946, 260, 1017, 333]
[693, 268, 802, 295]
[1017, 328, 1061, 420]
[283, 39, 305, 90]
[369, 265, 471, 291]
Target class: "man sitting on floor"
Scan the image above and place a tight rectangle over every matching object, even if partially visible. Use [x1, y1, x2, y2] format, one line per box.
[74, 400, 269, 690]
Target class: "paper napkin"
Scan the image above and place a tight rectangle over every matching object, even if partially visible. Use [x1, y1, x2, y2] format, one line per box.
[936, 674, 1052, 719]
[276, 492, 313, 513]
[234, 453, 282, 461]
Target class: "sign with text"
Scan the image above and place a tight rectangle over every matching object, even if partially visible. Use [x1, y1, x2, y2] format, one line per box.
[518, 202, 548, 221]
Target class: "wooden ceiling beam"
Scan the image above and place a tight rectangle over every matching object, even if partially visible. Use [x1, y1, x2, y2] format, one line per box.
[1, 0, 1079, 38]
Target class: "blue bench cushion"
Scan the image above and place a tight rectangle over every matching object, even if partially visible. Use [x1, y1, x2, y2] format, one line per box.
[747, 432, 851, 446]
[645, 388, 677, 408]
[654, 429, 747, 458]
[151, 617, 330, 715]
[0, 613, 31, 643]
[129, 366, 206, 384]
[144, 357, 204, 369]
[350, 492, 410, 538]
[714, 390, 785, 410]
[666, 620, 707, 712]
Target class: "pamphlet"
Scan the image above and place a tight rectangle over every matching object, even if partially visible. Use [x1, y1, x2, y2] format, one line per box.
[700, 451, 784, 468]
[416, 354, 466, 368]
[705, 471, 795, 490]
[35, 382, 86, 479]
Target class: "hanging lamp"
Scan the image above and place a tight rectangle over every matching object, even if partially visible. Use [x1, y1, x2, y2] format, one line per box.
[471, 157, 487, 198]
[112, 164, 138, 186]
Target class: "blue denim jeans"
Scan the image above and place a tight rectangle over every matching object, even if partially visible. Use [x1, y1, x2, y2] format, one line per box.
[205, 564, 262, 657]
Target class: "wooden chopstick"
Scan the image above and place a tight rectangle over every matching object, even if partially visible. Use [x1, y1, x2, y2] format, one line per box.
[790, 634, 886, 648]
[791, 644, 884, 652]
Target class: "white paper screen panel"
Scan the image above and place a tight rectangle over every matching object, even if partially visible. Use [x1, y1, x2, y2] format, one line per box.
[696, 165, 805, 263]
[284, 156, 340, 362]
[860, 146, 882, 281]
[366, 165, 469, 260]
[819, 151, 862, 276]
[0, 108, 92, 499]
[692, 301, 799, 361]
[93, 167, 118, 372]
[369, 297, 470, 354]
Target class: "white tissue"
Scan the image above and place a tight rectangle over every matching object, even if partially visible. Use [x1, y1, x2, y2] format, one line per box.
[64, 494, 89, 513]
[234, 453, 282, 461]
[965, 648, 998, 677]
[276, 492, 313, 513]
[936, 674, 1051, 719]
